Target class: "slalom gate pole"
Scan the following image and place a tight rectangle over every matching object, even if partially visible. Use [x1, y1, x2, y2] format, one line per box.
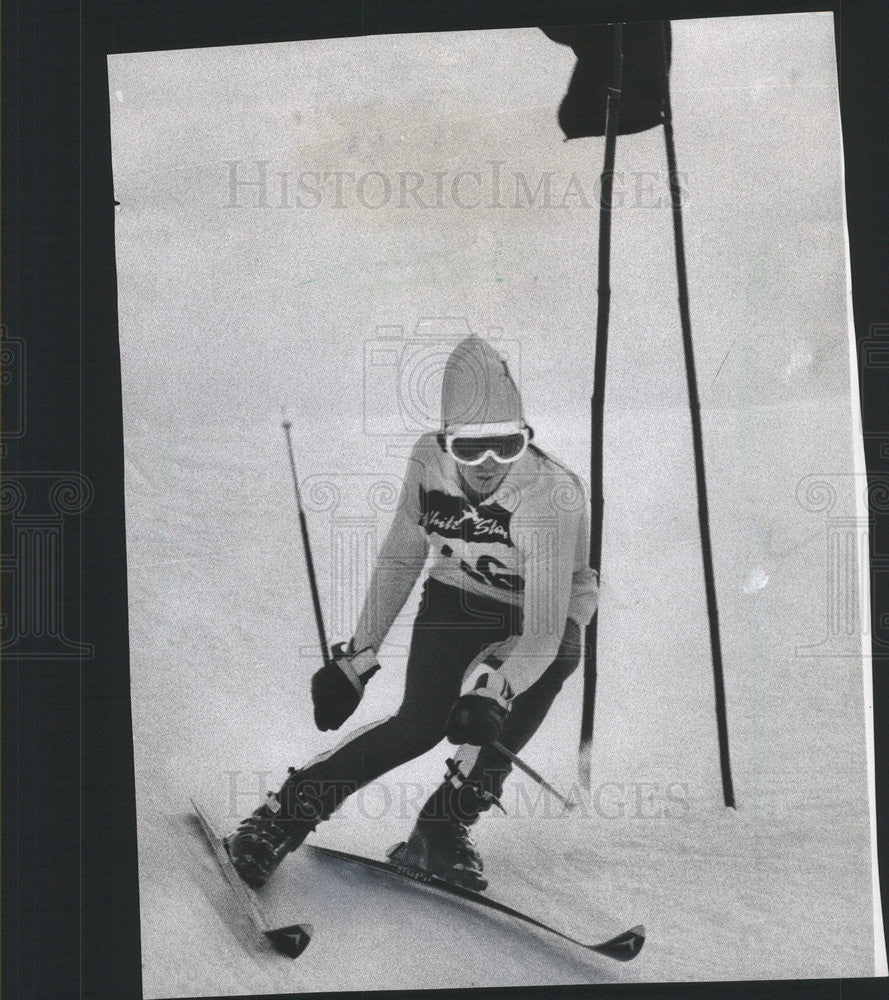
[656, 22, 736, 808]
[579, 22, 624, 788]
[282, 417, 332, 670]
[492, 741, 576, 812]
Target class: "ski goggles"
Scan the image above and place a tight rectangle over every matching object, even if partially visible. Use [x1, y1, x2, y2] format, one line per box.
[444, 423, 530, 465]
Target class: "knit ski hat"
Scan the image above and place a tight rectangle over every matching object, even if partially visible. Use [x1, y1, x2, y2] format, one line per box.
[440, 336, 523, 432]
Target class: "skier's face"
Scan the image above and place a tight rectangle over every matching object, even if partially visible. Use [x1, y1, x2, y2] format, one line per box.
[459, 456, 509, 498]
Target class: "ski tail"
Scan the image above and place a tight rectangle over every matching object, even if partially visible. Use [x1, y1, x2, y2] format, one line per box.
[266, 924, 313, 959]
[191, 797, 313, 959]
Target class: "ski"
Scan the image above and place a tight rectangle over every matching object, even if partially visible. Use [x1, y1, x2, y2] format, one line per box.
[191, 797, 313, 959]
[308, 844, 644, 962]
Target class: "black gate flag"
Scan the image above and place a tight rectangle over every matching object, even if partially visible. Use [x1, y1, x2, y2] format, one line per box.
[541, 22, 671, 138]
[539, 21, 736, 809]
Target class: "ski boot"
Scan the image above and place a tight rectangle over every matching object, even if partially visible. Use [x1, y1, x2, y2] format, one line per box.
[387, 759, 503, 891]
[388, 815, 487, 890]
[225, 768, 321, 889]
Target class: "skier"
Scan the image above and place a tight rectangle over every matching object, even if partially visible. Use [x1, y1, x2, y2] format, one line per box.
[227, 335, 599, 890]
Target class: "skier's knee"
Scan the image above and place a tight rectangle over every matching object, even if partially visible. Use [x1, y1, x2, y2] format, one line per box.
[387, 710, 445, 759]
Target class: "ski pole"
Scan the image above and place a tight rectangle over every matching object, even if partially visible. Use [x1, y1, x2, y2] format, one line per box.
[580, 22, 625, 789]
[282, 416, 332, 670]
[492, 740, 576, 812]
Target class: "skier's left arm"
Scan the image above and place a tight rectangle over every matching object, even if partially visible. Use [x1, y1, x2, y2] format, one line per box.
[567, 502, 599, 627]
[497, 480, 592, 696]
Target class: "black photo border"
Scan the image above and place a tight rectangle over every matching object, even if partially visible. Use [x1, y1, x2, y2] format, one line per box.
[2, 1, 888, 998]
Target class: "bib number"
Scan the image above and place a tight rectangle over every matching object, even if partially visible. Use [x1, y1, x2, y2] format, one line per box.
[459, 554, 524, 593]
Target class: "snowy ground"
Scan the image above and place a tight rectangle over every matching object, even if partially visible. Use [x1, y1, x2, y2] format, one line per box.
[124, 402, 876, 996]
[111, 12, 883, 997]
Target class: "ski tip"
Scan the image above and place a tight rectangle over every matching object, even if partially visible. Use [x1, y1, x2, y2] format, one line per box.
[266, 923, 312, 959]
[592, 924, 646, 962]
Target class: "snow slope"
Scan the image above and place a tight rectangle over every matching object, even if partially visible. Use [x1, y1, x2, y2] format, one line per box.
[110, 13, 883, 996]
[124, 398, 876, 997]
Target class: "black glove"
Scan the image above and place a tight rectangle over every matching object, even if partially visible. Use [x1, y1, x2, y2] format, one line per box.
[446, 671, 513, 747]
[311, 641, 381, 731]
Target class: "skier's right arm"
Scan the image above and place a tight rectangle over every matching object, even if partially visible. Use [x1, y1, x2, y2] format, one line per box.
[351, 447, 429, 655]
[312, 448, 429, 731]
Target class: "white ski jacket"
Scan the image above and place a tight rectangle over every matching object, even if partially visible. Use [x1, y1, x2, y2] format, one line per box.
[352, 432, 599, 695]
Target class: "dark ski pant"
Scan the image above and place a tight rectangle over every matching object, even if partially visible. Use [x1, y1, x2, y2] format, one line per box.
[298, 577, 581, 822]
[441, 615, 581, 822]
